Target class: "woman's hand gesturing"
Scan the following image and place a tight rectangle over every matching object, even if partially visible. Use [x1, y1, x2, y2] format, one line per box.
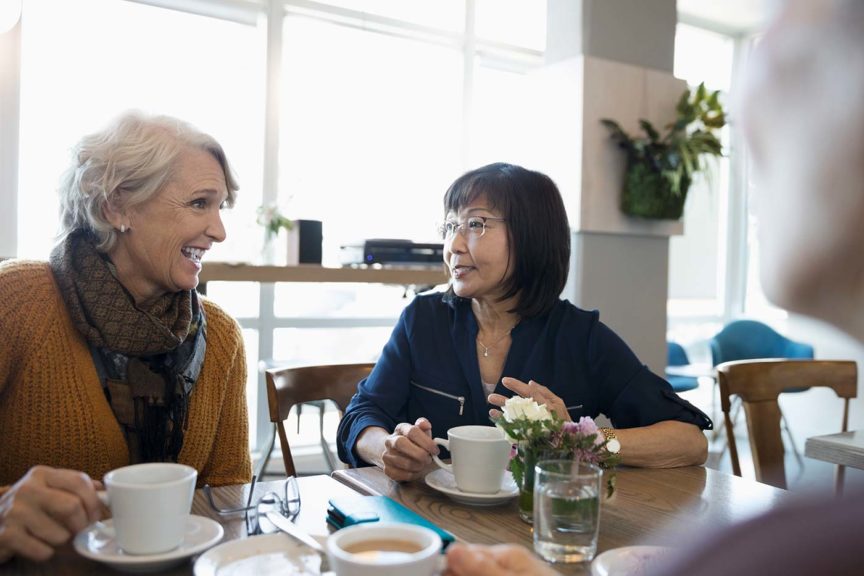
[487, 377, 571, 421]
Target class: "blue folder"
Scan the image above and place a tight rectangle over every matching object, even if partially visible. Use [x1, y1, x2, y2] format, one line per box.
[326, 494, 455, 550]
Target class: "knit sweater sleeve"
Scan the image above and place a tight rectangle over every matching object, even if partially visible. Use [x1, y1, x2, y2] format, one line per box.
[195, 299, 252, 487]
[0, 261, 58, 397]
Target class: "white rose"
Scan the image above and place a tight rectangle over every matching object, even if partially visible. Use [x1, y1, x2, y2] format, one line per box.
[503, 396, 552, 422]
[524, 401, 552, 421]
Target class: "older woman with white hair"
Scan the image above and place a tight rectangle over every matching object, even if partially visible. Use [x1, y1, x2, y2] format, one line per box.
[0, 112, 251, 563]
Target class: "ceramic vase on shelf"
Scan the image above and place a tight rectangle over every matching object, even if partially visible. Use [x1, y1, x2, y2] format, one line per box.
[260, 226, 299, 266]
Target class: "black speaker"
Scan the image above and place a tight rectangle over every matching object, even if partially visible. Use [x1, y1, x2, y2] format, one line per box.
[296, 219, 322, 264]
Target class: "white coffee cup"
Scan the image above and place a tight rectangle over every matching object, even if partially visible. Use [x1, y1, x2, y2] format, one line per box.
[431, 425, 511, 494]
[102, 462, 197, 555]
[326, 523, 442, 576]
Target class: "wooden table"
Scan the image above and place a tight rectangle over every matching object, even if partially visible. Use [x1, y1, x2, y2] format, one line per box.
[3, 476, 358, 576]
[805, 429, 864, 470]
[5, 467, 794, 575]
[333, 466, 793, 575]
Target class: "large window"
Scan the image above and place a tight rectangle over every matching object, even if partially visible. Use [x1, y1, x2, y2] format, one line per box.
[667, 23, 735, 355]
[17, 0, 265, 263]
[669, 22, 783, 359]
[11, 0, 546, 462]
[278, 12, 462, 257]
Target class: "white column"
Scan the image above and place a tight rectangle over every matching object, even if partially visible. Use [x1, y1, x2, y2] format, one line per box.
[537, 0, 679, 373]
[0, 18, 21, 259]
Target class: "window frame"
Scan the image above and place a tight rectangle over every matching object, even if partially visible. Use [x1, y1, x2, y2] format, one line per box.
[4, 0, 547, 462]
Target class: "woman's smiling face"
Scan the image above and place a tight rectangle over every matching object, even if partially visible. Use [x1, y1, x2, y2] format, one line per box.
[108, 147, 229, 307]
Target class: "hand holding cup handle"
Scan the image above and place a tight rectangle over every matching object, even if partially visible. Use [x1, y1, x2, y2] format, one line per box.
[430, 437, 451, 473]
[428, 426, 511, 494]
[0, 466, 105, 563]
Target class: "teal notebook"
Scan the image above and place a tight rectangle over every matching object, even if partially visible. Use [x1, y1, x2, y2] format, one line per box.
[326, 495, 455, 550]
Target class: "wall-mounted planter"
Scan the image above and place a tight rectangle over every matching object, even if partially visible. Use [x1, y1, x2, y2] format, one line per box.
[621, 160, 691, 220]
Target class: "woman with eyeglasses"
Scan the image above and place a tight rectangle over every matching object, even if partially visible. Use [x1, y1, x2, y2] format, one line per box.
[447, 2, 864, 574]
[337, 162, 711, 482]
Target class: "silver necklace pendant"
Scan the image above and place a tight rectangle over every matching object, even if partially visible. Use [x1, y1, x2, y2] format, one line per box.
[483, 347, 490, 357]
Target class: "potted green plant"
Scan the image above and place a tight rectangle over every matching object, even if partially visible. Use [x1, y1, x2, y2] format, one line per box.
[601, 82, 726, 220]
[256, 203, 294, 265]
[256, 203, 293, 243]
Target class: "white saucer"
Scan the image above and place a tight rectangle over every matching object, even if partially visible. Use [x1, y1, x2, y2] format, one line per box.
[195, 532, 326, 576]
[591, 545, 672, 576]
[425, 469, 518, 506]
[74, 514, 224, 573]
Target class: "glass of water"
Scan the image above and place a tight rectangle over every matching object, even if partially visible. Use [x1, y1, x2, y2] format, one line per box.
[533, 460, 603, 563]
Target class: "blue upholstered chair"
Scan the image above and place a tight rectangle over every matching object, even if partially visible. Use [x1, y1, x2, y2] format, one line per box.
[709, 320, 814, 466]
[666, 342, 700, 393]
[709, 320, 814, 367]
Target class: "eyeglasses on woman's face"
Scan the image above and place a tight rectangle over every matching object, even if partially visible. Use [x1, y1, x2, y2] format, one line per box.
[439, 216, 506, 241]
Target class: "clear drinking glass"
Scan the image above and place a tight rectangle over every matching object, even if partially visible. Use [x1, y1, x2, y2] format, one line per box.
[533, 460, 603, 563]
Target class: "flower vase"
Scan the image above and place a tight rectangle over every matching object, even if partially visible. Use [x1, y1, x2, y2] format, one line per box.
[260, 226, 299, 266]
[261, 231, 277, 265]
[517, 447, 537, 523]
[516, 446, 573, 524]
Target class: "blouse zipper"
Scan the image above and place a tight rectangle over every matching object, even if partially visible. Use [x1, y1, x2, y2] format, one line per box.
[411, 381, 465, 416]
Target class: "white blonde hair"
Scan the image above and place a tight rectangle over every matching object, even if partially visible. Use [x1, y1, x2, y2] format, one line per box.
[58, 111, 239, 251]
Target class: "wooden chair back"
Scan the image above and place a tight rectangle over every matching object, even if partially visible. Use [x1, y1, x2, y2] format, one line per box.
[265, 363, 374, 477]
[717, 359, 856, 490]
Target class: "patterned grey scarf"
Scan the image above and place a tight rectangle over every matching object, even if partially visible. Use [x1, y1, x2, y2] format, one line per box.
[49, 230, 207, 463]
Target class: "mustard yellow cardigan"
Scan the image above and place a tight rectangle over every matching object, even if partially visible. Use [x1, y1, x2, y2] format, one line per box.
[0, 260, 251, 490]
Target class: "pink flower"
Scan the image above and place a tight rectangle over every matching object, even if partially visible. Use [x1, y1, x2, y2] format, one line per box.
[577, 416, 599, 435]
[564, 416, 599, 437]
[562, 421, 579, 434]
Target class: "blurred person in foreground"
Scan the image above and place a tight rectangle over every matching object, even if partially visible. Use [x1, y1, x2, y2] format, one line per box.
[0, 112, 251, 563]
[337, 161, 711, 482]
[446, 1, 864, 574]
[655, 1, 864, 573]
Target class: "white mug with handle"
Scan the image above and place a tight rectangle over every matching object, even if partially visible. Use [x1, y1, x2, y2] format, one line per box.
[100, 462, 197, 555]
[431, 425, 511, 494]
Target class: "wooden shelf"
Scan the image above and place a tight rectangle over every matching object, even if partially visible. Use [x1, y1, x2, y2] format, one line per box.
[199, 262, 448, 286]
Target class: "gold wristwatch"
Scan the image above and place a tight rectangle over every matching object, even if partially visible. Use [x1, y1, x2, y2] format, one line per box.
[600, 427, 621, 454]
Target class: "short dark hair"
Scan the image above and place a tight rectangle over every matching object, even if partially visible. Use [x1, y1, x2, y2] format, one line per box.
[443, 162, 570, 318]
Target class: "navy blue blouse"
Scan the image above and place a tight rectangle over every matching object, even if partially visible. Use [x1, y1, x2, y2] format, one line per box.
[337, 293, 712, 467]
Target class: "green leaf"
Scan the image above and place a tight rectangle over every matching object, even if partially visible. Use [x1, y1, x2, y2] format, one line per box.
[675, 88, 691, 115]
[695, 82, 707, 103]
[707, 90, 720, 108]
[639, 120, 660, 143]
